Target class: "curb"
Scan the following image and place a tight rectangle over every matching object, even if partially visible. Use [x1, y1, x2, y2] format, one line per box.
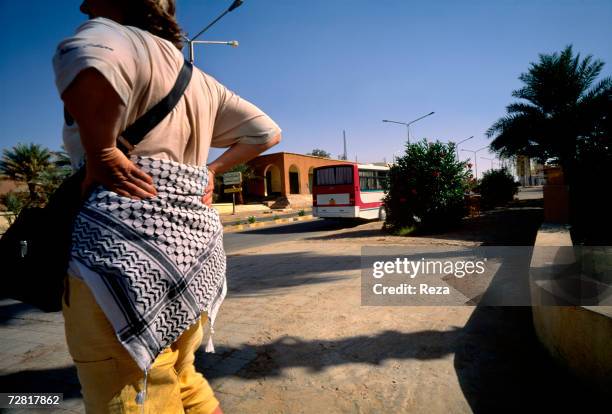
[223, 214, 315, 232]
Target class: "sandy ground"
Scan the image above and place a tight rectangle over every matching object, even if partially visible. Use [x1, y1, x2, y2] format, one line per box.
[209, 236, 475, 414]
[205, 198, 604, 413]
[2, 195, 604, 413]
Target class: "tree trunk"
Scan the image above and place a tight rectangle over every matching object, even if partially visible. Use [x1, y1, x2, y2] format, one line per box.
[27, 182, 37, 203]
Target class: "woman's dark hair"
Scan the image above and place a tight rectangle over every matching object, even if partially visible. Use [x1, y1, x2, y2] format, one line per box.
[122, 0, 184, 50]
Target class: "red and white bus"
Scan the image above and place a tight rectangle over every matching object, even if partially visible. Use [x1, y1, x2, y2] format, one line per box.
[312, 163, 389, 220]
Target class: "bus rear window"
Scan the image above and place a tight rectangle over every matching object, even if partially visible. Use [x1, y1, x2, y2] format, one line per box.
[315, 166, 353, 185]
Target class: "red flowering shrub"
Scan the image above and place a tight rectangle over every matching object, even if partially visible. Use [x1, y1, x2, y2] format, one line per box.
[383, 139, 472, 233]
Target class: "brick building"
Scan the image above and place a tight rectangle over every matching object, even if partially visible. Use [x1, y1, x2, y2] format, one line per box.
[245, 152, 354, 206]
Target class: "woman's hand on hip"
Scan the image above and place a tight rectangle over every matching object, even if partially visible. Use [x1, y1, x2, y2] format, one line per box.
[60, 68, 155, 199]
[83, 147, 157, 199]
[201, 169, 215, 206]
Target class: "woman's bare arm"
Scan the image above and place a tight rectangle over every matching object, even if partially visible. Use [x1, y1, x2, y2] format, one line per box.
[201, 135, 281, 206]
[207, 135, 281, 176]
[61, 68, 157, 199]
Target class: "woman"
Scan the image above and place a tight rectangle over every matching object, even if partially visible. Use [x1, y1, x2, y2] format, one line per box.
[54, 1, 281, 413]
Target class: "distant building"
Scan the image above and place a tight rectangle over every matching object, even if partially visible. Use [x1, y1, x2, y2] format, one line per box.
[0, 179, 26, 196]
[516, 155, 545, 186]
[0, 179, 27, 212]
[244, 152, 354, 207]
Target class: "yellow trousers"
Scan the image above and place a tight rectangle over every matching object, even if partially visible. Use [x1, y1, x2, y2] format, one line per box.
[62, 274, 220, 414]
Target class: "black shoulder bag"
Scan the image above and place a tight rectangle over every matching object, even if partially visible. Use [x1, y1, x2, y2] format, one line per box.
[0, 60, 193, 312]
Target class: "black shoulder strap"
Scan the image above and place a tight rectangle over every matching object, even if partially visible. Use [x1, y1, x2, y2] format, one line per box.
[117, 59, 193, 153]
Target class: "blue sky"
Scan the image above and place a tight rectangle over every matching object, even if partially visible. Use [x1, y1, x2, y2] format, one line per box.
[1, 0, 611, 174]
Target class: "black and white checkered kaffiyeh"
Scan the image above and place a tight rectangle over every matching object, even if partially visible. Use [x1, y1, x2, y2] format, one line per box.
[70, 156, 227, 372]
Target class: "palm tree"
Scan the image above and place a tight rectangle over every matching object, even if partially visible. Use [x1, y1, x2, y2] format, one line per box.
[487, 45, 612, 181]
[51, 149, 73, 169]
[37, 151, 73, 203]
[0, 143, 53, 202]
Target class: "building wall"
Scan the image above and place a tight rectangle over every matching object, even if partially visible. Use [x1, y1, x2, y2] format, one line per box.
[0, 179, 26, 196]
[245, 152, 283, 197]
[246, 152, 354, 198]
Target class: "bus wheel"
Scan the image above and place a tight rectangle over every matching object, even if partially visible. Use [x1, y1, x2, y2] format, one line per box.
[378, 206, 387, 221]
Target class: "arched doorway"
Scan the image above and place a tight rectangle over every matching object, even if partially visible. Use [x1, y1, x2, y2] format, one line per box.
[289, 165, 300, 194]
[264, 164, 282, 197]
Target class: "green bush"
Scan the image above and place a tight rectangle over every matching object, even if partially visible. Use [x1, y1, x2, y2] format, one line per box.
[384, 139, 471, 233]
[298, 209, 305, 216]
[247, 215, 256, 224]
[36, 166, 72, 205]
[1, 191, 29, 224]
[477, 168, 519, 209]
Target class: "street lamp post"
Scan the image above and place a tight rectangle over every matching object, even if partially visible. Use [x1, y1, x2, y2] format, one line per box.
[184, 0, 244, 64]
[188, 41, 239, 63]
[382, 111, 435, 145]
[461, 146, 488, 179]
[454, 135, 474, 159]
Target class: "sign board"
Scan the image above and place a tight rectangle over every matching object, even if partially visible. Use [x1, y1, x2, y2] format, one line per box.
[223, 172, 242, 185]
[224, 186, 242, 193]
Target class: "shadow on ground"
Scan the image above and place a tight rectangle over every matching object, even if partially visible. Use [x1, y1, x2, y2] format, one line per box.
[437, 199, 545, 246]
[235, 218, 365, 235]
[450, 198, 605, 411]
[226, 251, 358, 296]
[303, 199, 545, 244]
[215, 197, 606, 411]
[304, 227, 386, 240]
[0, 365, 81, 400]
[199, 318, 605, 411]
[197, 328, 461, 379]
[0, 300, 40, 324]
[455, 305, 606, 412]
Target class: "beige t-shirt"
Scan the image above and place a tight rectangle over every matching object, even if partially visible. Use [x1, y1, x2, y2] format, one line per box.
[53, 17, 281, 169]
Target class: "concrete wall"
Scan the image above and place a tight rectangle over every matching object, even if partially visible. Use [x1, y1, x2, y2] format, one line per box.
[542, 167, 569, 223]
[530, 224, 612, 394]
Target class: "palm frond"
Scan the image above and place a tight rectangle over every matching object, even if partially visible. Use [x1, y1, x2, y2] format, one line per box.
[488, 45, 610, 166]
[506, 102, 542, 116]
